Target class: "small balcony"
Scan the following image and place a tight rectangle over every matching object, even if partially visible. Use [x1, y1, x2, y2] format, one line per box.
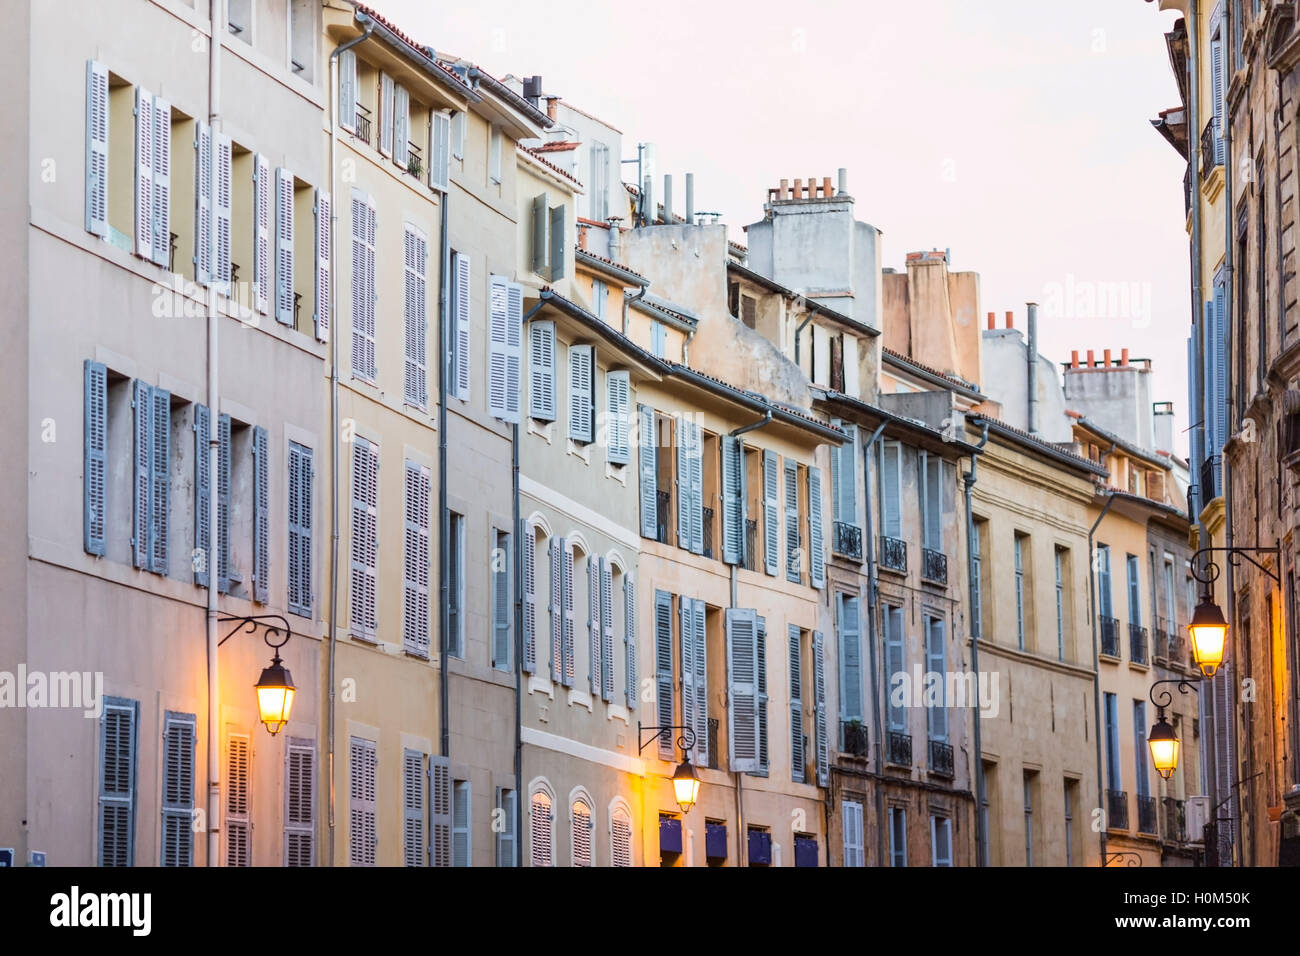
[887, 731, 912, 767]
[406, 142, 424, 182]
[1129, 624, 1149, 666]
[1167, 631, 1185, 669]
[922, 548, 948, 586]
[707, 717, 719, 771]
[354, 103, 373, 146]
[1199, 119, 1222, 179]
[1107, 789, 1129, 830]
[928, 739, 954, 778]
[833, 522, 863, 562]
[1200, 453, 1220, 502]
[1099, 616, 1119, 657]
[702, 505, 716, 560]
[655, 490, 671, 545]
[879, 535, 907, 574]
[1162, 797, 1186, 844]
[1136, 794, 1158, 835]
[743, 518, 759, 572]
[841, 720, 868, 758]
[1153, 625, 1170, 665]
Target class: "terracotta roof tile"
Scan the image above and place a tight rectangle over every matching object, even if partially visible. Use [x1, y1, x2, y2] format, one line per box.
[521, 146, 583, 188]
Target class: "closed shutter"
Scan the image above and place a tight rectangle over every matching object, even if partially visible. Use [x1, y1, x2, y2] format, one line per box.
[762, 450, 779, 575]
[284, 738, 315, 866]
[403, 461, 431, 657]
[393, 84, 410, 168]
[195, 121, 212, 284]
[624, 575, 638, 707]
[350, 190, 377, 381]
[523, 525, 537, 673]
[530, 792, 553, 866]
[193, 404, 211, 586]
[789, 625, 804, 783]
[149, 387, 171, 576]
[505, 282, 524, 422]
[676, 420, 694, 552]
[926, 617, 948, 742]
[348, 737, 377, 866]
[350, 437, 379, 639]
[213, 133, 232, 294]
[496, 788, 517, 867]
[568, 344, 594, 442]
[838, 592, 862, 721]
[404, 225, 429, 408]
[572, 801, 592, 867]
[98, 697, 138, 867]
[453, 252, 471, 400]
[607, 370, 631, 464]
[131, 380, 151, 570]
[161, 711, 196, 867]
[430, 756, 452, 867]
[784, 458, 800, 582]
[655, 590, 675, 759]
[832, 421, 858, 525]
[726, 608, 760, 772]
[681, 598, 696, 760]
[694, 600, 709, 766]
[226, 731, 251, 866]
[134, 87, 154, 258]
[600, 559, 615, 700]
[808, 465, 825, 587]
[561, 541, 575, 686]
[488, 275, 511, 420]
[217, 413, 231, 592]
[492, 532, 511, 669]
[254, 154, 271, 315]
[1212, 283, 1228, 452]
[550, 204, 567, 281]
[452, 783, 471, 867]
[588, 557, 601, 694]
[379, 72, 394, 156]
[338, 49, 357, 132]
[287, 443, 313, 617]
[922, 450, 942, 550]
[314, 190, 331, 342]
[150, 96, 171, 267]
[85, 60, 109, 237]
[1211, 29, 1225, 165]
[275, 167, 294, 325]
[881, 442, 902, 539]
[83, 360, 108, 556]
[252, 425, 269, 603]
[529, 320, 557, 422]
[757, 615, 768, 772]
[721, 434, 744, 564]
[638, 405, 657, 537]
[884, 606, 906, 731]
[842, 800, 864, 867]
[403, 749, 425, 866]
[814, 630, 829, 786]
[531, 193, 550, 276]
[689, 424, 704, 554]
[431, 111, 451, 191]
[549, 538, 562, 682]
[611, 807, 632, 867]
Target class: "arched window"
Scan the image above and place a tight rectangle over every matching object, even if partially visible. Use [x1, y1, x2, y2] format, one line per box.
[610, 801, 633, 867]
[530, 788, 554, 867]
[572, 798, 593, 867]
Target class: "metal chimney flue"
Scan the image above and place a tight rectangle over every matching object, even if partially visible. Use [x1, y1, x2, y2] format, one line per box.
[837, 167, 848, 196]
[663, 175, 674, 225]
[685, 173, 695, 225]
[1027, 302, 1039, 435]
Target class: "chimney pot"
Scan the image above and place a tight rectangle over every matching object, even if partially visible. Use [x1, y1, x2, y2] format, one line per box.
[823, 176, 833, 197]
[1121, 348, 1130, 366]
[792, 178, 802, 199]
[1005, 310, 1014, 330]
[1103, 348, 1112, 367]
[1087, 349, 1095, 366]
[837, 167, 848, 196]
[987, 311, 995, 331]
[1071, 350, 1079, 368]
[779, 178, 789, 200]
[546, 97, 557, 121]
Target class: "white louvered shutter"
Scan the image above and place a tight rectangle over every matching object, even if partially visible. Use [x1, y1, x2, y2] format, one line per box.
[452, 783, 468, 868]
[403, 749, 425, 866]
[689, 423, 704, 554]
[85, 61, 110, 237]
[275, 167, 294, 324]
[572, 802, 592, 867]
[529, 320, 557, 422]
[721, 434, 743, 564]
[496, 788, 517, 867]
[350, 191, 368, 379]
[252, 425, 269, 603]
[606, 370, 631, 464]
[217, 413, 231, 592]
[676, 419, 690, 549]
[151, 96, 171, 267]
[314, 190, 331, 342]
[287, 443, 313, 617]
[611, 808, 632, 867]
[638, 405, 657, 538]
[881, 442, 902, 539]
[814, 629, 829, 786]
[624, 575, 637, 707]
[394, 84, 410, 169]
[430, 756, 452, 867]
[161, 711, 196, 866]
[784, 459, 800, 582]
[134, 87, 154, 258]
[692, 598, 708, 765]
[350, 438, 379, 639]
[763, 450, 780, 575]
[284, 739, 315, 866]
[600, 559, 615, 701]
[403, 461, 431, 657]
[379, 73, 394, 156]
[131, 380, 151, 570]
[505, 282, 523, 422]
[569, 344, 594, 442]
[842, 800, 864, 867]
[588, 557, 601, 694]
[654, 590, 675, 760]
[562, 542, 575, 686]
[531, 193, 550, 277]
[488, 275, 510, 420]
[523, 526, 537, 673]
[195, 122, 212, 284]
[530, 792, 553, 866]
[789, 624, 804, 783]
[809, 465, 825, 587]
[453, 253, 471, 400]
[148, 387, 171, 576]
[193, 404, 210, 586]
[348, 737, 377, 866]
[84, 361, 108, 556]
[726, 607, 760, 772]
[549, 538, 562, 682]
[98, 698, 138, 866]
[757, 615, 768, 772]
[226, 731, 251, 866]
[404, 225, 428, 407]
[254, 154, 271, 315]
[431, 111, 451, 192]
[681, 598, 695, 762]
[339, 49, 357, 132]
[213, 133, 232, 294]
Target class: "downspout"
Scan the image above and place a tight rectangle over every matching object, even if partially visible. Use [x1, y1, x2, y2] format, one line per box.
[962, 421, 989, 865]
[438, 182, 450, 759]
[683, 325, 697, 366]
[1087, 489, 1118, 867]
[325, 19, 373, 867]
[622, 284, 646, 337]
[205, 0, 224, 868]
[860, 420, 888, 866]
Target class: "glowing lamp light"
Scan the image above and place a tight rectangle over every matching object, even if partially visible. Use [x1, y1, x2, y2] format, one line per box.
[255, 653, 296, 736]
[1148, 712, 1181, 781]
[1187, 596, 1228, 678]
[671, 759, 701, 814]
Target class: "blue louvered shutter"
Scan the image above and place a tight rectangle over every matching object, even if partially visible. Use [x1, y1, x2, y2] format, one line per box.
[193, 404, 211, 586]
[789, 625, 804, 783]
[132, 380, 151, 570]
[624, 575, 638, 707]
[252, 425, 269, 603]
[1211, 19, 1225, 166]
[676, 419, 690, 548]
[549, 537, 562, 682]
[403, 462, 432, 658]
[763, 450, 779, 575]
[655, 590, 674, 759]
[1212, 283, 1228, 452]
[638, 405, 657, 538]
[134, 86, 154, 259]
[529, 320, 557, 421]
[756, 614, 768, 773]
[726, 607, 760, 772]
[680, 597, 695, 760]
[522, 525, 537, 673]
[838, 592, 862, 721]
[784, 458, 800, 582]
[814, 630, 829, 786]
[217, 413, 232, 593]
[561, 539, 575, 686]
[808, 465, 825, 588]
[588, 557, 601, 694]
[287, 443, 312, 617]
[568, 345, 594, 443]
[275, 167, 295, 325]
[314, 190, 331, 342]
[600, 559, 615, 701]
[161, 710, 196, 866]
[721, 435, 744, 565]
[84, 360, 108, 556]
[149, 387, 171, 575]
[693, 598, 709, 766]
[689, 424, 704, 554]
[606, 370, 631, 464]
[195, 122, 212, 284]
[85, 61, 110, 237]
[99, 697, 138, 866]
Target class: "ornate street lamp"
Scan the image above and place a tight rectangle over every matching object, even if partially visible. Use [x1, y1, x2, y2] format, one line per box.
[638, 722, 702, 815]
[1186, 545, 1278, 678]
[671, 759, 701, 813]
[221, 615, 296, 736]
[1147, 679, 1200, 780]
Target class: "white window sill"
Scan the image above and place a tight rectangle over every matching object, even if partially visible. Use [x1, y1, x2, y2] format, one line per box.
[528, 673, 555, 698]
[606, 703, 629, 725]
[605, 461, 627, 485]
[528, 418, 555, 443]
[567, 438, 591, 464]
[568, 688, 594, 712]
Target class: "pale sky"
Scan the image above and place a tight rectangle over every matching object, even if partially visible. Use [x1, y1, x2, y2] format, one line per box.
[369, 0, 1191, 454]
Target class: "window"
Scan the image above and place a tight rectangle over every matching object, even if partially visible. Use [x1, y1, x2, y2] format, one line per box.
[530, 789, 554, 866]
[1055, 546, 1067, 661]
[451, 110, 465, 160]
[879, 441, 902, 545]
[492, 529, 512, 670]
[884, 604, 906, 732]
[1064, 778, 1077, 867]
[1163, 557, 1177, 630]
[920, 450, 943, 552]
[348, 736, 377, 866]
[1014, 533, 1027, 650]
[930, 814, 952, 867]
[1126, 553, 1142, 630]
[338, 49, 357, 132]
[289, 0, 315, 80]
[571, 799, 593, 867]
[350, 189, 377, 382]
[747, 826, 772, 866]
[98, 697, 139, 867]
[592, 278, 607, 321]
[453, 780, 471, 866]
[349, 437, 379, 641]
[129, 379, 172, 575]
[790, 625, 806, 781]
[830, 419, 859, 540]
[161, 711, 196, 866]
[610, 803, 633, 867]
[676, 418, 705, 554]
[528, 320, 558, 421]
[403, 224, 429, 409]
[607, 371, 631, 466]
[1023, 772, 1037, 866]
[489, 127, 502, 183]
[784, 458, 801, 582]
[226, 730, 251, 866]
[596, 558, 616, 701]
[925, 616, 947, 744]
[1133, 700, 1151, 799]
[1210, 10, 1226, 166]
[842, 800, 865, 867]
[837, 593, 862, 726]
[1097, 544, 1114, 620]
[287, 443, 313, 618]
[284, 738, 315, 866]
[971, 517, 985, 636]
[588, 141, 610, 220]
[402, 750, 425, 867]
[982, 760, 1000, 865]
[725, 607, 764, 774]
[403, 462, 431, 657]
[495, 788, 517, 866]
[448, 512, 465, 657]
[681, 596, 710, 767]
[450, 251, 471, 401]
[488, 275, 524, 423]
[654, 589, 675, 759]
[888, 807, 907, 867]
[528, 195, 567, 281]
[650, 319, 667, 358]
[430, 757, 452, 867]
[568, 344, 596, 444]
[1104, 692, 1121, 793]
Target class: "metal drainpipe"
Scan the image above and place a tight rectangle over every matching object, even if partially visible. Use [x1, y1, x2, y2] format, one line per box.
[1087, 489, 1118, 867]
[623, 284, 646, 337]
[1220, 0, 1238, 863]
[438, 188, 451, 759]
[1224, 466, 1244, 864]
[962, 421, 989, 866]
[325, 20, 373, 867]
[205, 0, 224, 868]
[860, 420, 887, 866]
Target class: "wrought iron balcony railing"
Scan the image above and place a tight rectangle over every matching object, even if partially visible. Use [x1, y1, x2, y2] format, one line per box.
[1137, 794, 1158, 835]
[879, 535, 907, 574]
[887, 731, 912, 767]
[1100, 616, 1119, 657]
[1129, 624, 1149, 665]
[1107, 789, 1129, 830]
[707, 717, 719, 770]
[354, 103, 373, 146]
[841, 720, 868, 758]
[1162, 797, 1186, 844]
[1153, 627, 1170, 665]
[833, 522, 863, 562]
[743, 518, 759, 572]
[928, 738, 954, 778]
[655, 490, 671, 545]
[922, 547, 948, 586]
[702, 506, 716, 560]
[1201, 453, 1221, 502]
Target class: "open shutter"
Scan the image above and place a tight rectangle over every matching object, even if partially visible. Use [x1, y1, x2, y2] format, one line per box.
[842, 801, 864, 867]
[488, 275, 510, 420]
[225, 731, 251, 866]
[213, 133, 232, 294]
[655, 590, 675, 759]
[625, 575, 638, 707]
[808, 465, 825, 588]
[150, 387, 171, 576]
[549, 204, 567, 281]
[339, 49, 357, 132]
[693, 599, 709, 766]
[284, 738, 316, 866]
[497, 788, 517, 866]
[757, 616, 768, 772]
[287, 443, 313, 617]
[193, 404, 210, 586]
[681, 597, 696, 760]
[676, 419, 690, 547]
[404, 225, 429, 408]
[726, 607, 760, 773]
[1212, 283, 1228, 452]
[350, 438, 379, 639]
[505, 282, 524, 423]
[689, 424, 704, 554]
[431, 111, 451, 191]
[523, 525, 537, 673]
[252, 425, 269, 603]
[350, 191, 369, 379]
[492, 533, 510, 669]
[1211, 28, 1225, 165]
[254, 154, 271, 315]
[430, 755, 452, 867]
[151, 96, 171, 267]
[347, 737, 377, 866]
[195, 121, 212, 284]
[763, 450, 779, 575]
[98, 698, 138, 866]
[784, 458, 800, 582]
[161, 711, 196, 866]
[926, 618, 948, 742]
[838, 593, 862, 720]
[314, 190, 331, 342]
[549, 538, 562, 682]
[561, 540, 575, 686]
[588, 558, 601, 694]
[217, 414, 231, 593]
[402, 749, 425, 866]
[814, 630, 829, 786]
[607, 371, 631, 464]
[531, 193, 550, 277]
[84, 360, 108, 556]
[569, 345, 594, 443]
[529, 320, 557, 421]
[134, 87, 154, 258]
[379, 72, 394, 156]
[789, 625, 804, 783]
[638, 405, 658, 538]
[275, 167, 294, 325]
[132, 380, 152, 570]
[721, 434, 743, 564]
[600, 559, 615, 701]
[393, 84, 410, 168]
[85, 60, 110, 237]
[453, 253, 471, 401]
[881, 442, 902, 539]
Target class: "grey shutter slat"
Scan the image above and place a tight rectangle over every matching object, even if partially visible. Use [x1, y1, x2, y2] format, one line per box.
[379, 72, 394, 156]
[403, 749, 425, 866]
[600, 559, 615, 700]
[339, 49, 357, 131]
[350, 438, 379, 639]
[654, 589, 674, 759]
[225, 731, 251, 866]
[840, 424, 858, 524]
[625, 575, 638, 707]
[193, 404, 210, 586]
[569, 345, 594, 443]
[681, 597, 695, 761]
[763, 450, 779, 575]
[195, 121, 212, 284]
[561, 540, 575, 686]
[217, 413, 231, 593]
[523, 525, 536, 673]
[454, 252, 471, 401]
[505, 282, 524, 423]
[404, 226, 429, 408]
[638, 405, 657, 538]
[588, 557, 600, 694]
[348, 737, 377, 866]
[284, 738, 315, 866]
[721, 435, 743, 564]
[529, 320, 557, 422]
[549, 204, 567, 281]
[275, 167, 294, 324]
[726, 607, 760, 772]
[254, 154, 271, 315]
[689, 423, 704, 554]
[393, 83, 410, 168]
[531, 193, 550, 277]
[809, 465, 825, 588]
[694, 598, 709, 766]
[757, 615, 768, 772]
[676, 418, 690, 548]
[402, 462, 431, 657]
[492, 531, 511, 669]
[84, 360, 108, 556]
[213, 132, 232, 294]
[606, 370, 631, 464]
[549, 538, 562, 682]
[132, 380, 151, 570]
[488, 274, 511, 420]
[151, 96, 171, 266]
[927, 618, 948, 742]
[252, 425, 269, 603]
[881, 442, 901, 539]
[814, 630, 829, 786]
[150, 387, 171, 575]
[287, 443, 312, 617]
[99, 697, 138, 866]
[85, 60, 109, 237]
[431, 111, 451, 191]
[314, 190, 331, 342]
[784, 459, 800, 583]
[429, 755, 452, 867]
[789, 625, 804, 783]
[161, 710, 196, 867]
[134, 86, 154, 258]
[838, 593, 862, 720]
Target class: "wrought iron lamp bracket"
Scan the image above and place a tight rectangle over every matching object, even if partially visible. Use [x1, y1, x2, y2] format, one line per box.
[218, 614, 293, 654]
[1190, 545, 1279, 587]
[636, 722, 698, 757]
